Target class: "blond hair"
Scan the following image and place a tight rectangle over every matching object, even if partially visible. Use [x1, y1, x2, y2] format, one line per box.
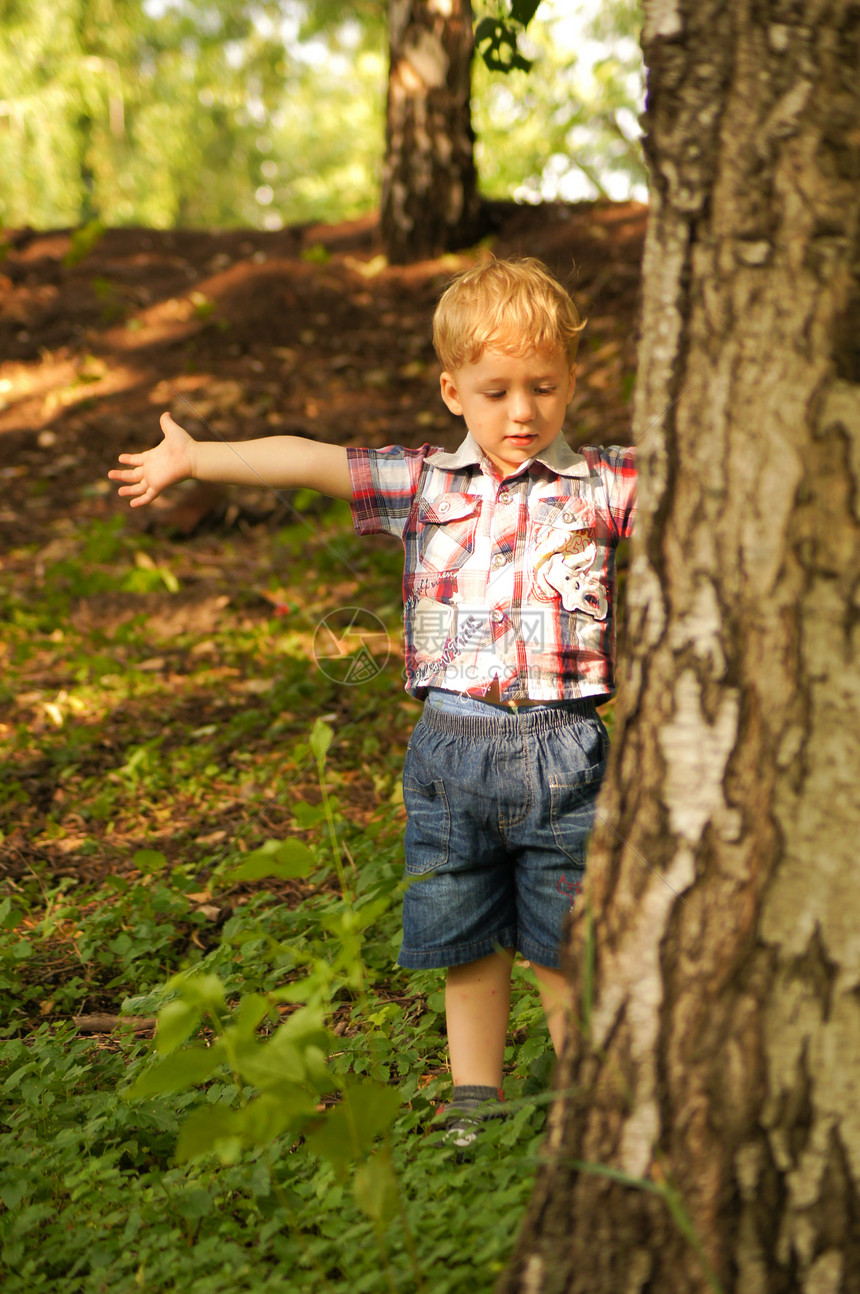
[432, 256, 586, 371]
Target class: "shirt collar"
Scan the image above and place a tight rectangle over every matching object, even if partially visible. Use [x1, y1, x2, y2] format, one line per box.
[425, 430, 589, 478]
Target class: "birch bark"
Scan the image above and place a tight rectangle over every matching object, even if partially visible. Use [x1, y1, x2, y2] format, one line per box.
[502, 3, 860, 1290]
[381, 0, 481, 262]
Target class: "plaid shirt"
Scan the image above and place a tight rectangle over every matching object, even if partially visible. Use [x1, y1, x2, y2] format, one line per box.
[348, 432, 636, 702]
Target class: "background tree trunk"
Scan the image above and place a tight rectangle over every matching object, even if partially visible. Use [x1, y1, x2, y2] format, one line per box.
[381, 0, 482, 263]
[501, 2, 860, 1291]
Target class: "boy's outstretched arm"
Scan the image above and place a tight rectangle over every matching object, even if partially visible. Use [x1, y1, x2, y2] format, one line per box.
[108, 412, 353, 506]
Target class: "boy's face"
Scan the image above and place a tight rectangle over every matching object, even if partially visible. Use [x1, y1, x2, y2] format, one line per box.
[439, 346, 576, 477]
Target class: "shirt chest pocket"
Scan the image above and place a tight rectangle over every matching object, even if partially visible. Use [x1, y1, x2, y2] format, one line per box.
[531, 496, 596, 542]
[416, 493, 482, 574]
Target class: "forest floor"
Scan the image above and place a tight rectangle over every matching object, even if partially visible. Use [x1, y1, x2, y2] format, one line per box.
[1, 198, 645, 892]
[0, 202, 648, 1294]
[1, 200, 645, 545]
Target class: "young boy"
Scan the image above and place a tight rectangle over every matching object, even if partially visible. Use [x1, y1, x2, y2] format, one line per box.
[109, 256, 636, 1143]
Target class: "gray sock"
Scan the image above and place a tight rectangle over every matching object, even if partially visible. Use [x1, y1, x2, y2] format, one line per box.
[451, 1084, 504, 1108]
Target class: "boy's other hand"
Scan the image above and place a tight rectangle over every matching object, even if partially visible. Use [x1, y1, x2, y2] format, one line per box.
[108, 412, 196, 507]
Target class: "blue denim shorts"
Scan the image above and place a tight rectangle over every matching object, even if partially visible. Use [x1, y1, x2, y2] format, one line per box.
[399, 688, 609, 971]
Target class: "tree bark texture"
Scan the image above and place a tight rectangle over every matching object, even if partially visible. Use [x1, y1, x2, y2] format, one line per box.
[502, 3, 860, 1292]
[381, 0, 481, 263]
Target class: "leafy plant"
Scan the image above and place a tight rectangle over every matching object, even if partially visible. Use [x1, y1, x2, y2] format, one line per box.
[475, 1, 542, 73]
[1, 500, 614, 1292]
[63, 219, 105, 267]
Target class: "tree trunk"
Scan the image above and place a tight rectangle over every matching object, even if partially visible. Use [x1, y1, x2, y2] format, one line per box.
[381, 0, 482, 263]
[501, 3, 860, 1292]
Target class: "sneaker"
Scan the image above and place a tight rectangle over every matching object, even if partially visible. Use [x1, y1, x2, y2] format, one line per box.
[433, 1099, 506, 1157]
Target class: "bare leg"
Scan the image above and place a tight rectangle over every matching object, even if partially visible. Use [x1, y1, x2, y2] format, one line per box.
[445, 949, 515, 1088]
[531, 963, 570, 1056]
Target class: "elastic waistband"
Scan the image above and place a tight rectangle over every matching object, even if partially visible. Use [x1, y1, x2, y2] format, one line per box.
[422, 688, 598, 736]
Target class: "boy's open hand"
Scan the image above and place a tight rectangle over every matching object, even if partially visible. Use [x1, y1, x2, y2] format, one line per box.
[108, 412, 196, 507]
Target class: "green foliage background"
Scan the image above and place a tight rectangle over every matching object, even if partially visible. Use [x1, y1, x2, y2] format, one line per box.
[474, 0, 645, 203]
[0, 0, 645, 231]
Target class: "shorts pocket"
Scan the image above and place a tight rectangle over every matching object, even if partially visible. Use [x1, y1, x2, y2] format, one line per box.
[548, 721, 608, 863]
[403, 777, 450, 875]
[549, 778, 603, 864]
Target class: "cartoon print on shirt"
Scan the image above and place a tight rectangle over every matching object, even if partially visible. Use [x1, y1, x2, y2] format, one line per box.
[542, 543, 608, 620]
[531, 500, 608, 621]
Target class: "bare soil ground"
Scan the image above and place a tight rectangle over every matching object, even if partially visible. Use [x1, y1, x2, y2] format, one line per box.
[1, 200, 645, 548]
[1, 202, 645, 895]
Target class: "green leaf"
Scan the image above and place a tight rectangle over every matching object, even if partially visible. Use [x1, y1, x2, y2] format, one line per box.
[215, 1005, 334, 1091]
[335, 895, 392, 932]
[175, 1088, 314, 1162]
[305, 1080, 400, 1174]
[474, 16, 501, 42]
[230, 1038, 299, 1090]
[511, 0, 541, 28]
[63, 219, 105, 267]
[353, 1149, 399, 1227]
[272, 978, 315, 1005]
[291, 801, 327, 829]
[237, 1088, 318, 1143]
[222, 838, 315, 882]
[229, 993, 272, 1038]
[174, 1188, 215, 1221]
[309, 717, 334, 762]
[170, 973, 227, 1013]
[133, 849, 168, 874]
[261, 1011, 333, 1088]
[175, 1105, 243, 1163]
[301, 243, 331, 265]
[126, 1044, 226, 1099]
[234, 1035, 328, 1092]
[0, 1174, 30, 1211]
[475, 16, 533, 74]
[154, 1000, 203, 1056]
